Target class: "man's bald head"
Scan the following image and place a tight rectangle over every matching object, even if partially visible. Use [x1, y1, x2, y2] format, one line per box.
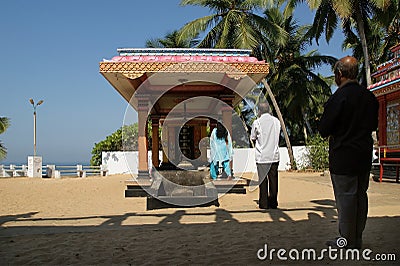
[334, 56, 359, 80]
[258, 102, 271, 117]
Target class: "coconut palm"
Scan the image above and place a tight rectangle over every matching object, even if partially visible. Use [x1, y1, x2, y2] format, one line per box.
[342, 18, 386, 82]
[372, 0, 400, 61]
[282, 0, 395, 86]
[258, 7, 336, 145]
[0, 117, 10, 160]
[375, 0, 400, 39]
[178, 0, 301, 168]
[178, 0, 288, 49]
[341, 3, 399, 83]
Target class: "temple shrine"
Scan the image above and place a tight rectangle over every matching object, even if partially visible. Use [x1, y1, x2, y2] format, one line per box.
[100, 48, 270, 207]
[368, 43, 400, 182]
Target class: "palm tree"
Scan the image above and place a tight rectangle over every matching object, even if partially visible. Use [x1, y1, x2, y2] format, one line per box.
[256, 7, 336, 168]
[342, 17, 386, 82]
[282, 0, 395, 86]
[178, 0, 288, 49]
[341, 2, 399, 83]
[375, 0, 400, 39]
[177, 0, 335, 169]
[178, 0, 301, 168]
[0, 117, 10, 160]
[373, 0, 400, 61]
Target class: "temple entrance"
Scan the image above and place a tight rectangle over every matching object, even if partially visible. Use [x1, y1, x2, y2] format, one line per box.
[158, 118, 209, 170]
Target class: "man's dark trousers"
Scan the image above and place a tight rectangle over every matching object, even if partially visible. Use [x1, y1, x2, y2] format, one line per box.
[257, 162, 279, 208]
[330, 172, 370, 248]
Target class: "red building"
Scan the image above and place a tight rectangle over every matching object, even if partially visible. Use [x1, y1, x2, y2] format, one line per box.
[369, 43, 400, 146]
[368, 43, 400, 181]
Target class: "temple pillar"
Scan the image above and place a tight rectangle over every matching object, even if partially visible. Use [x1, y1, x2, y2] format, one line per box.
[151, 116, 160, 168]
[168, 126, 177, 164]
[209, 118, 217, 134]
[160, 120, 170, 166]
[137, 96, 149, 179]
[200, 124, 208, 163]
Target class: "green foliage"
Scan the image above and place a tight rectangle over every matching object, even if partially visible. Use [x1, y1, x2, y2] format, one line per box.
[90, 124, 138, 166]
[0, 117, 10, 134]
[0, 117, 10, 160]
[258, 7, 336, 145]
[179, 0, 287, 49]
[122, 123, 139, 151]
[303, 133, 329, 171]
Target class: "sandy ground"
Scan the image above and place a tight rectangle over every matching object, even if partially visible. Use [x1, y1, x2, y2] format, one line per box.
[0, 171, 399, 265]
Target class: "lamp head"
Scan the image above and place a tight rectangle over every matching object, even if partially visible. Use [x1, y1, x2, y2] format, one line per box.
[29, 98, 34, 105]
[37, 100, 44, 106]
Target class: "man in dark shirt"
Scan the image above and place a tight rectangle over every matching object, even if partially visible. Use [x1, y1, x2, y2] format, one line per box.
[319, 56, 379, 249]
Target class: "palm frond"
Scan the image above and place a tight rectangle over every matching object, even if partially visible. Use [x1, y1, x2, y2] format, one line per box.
[332, 0, 352, 19]
[372, 0, 393, 10]
[180, 0, 232, 12]
[309, 1, 338, 43]
[178, 14, 217, 44]
[241, 0, 274, 10]
[281, 0, 299, 18]
[257, 11, 289, 46]
[197, 18, 225, 47]
[0, 141, 7, 160]
[0, 117, 10, 134]
[233, 13, 260, 49]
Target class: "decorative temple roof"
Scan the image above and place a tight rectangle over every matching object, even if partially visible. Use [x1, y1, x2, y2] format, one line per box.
[99, 48, 270, 109]
[100, 48, 268, 74]
[369, 43, 400, 96]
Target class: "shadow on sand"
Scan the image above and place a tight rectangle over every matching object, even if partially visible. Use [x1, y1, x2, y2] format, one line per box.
[0, 199, 399, 265]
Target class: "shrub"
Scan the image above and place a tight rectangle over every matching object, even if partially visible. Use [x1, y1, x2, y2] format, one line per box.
[303, 134, 329, 171]
[90, 124, 138, 166]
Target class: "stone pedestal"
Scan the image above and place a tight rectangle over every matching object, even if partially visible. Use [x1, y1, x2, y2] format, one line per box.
[27, 156, 42, 178]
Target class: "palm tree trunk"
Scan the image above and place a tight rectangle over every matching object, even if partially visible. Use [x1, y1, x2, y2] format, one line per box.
[302, 108, 313, 142]
[354, 6, 372, 86]
[261, 79, 297, 170]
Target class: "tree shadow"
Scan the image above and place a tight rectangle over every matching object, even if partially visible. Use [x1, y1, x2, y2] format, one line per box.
[0, 200, 399, 265]
[0, 212, 38, 226]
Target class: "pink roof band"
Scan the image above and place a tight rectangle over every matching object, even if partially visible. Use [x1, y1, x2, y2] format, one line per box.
[111, 55, 264, 64]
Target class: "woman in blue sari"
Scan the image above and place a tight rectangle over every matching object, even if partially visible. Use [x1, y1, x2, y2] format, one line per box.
[210, 122, 233, 180]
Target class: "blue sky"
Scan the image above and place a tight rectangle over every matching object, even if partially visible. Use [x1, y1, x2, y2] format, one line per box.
[0, 0, 347, 165]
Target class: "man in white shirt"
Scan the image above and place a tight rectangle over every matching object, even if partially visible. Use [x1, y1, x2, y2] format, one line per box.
[250, 102, 281, 209]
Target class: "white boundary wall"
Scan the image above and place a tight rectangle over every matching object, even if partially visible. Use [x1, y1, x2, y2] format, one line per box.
[102, 146, 308, 175]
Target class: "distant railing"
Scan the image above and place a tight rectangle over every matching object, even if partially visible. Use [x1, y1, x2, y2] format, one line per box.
[0, 165, 28, 177]
[0, 164, 108, 178]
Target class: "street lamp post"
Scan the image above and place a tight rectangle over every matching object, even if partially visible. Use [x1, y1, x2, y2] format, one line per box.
[29, 98, 44, 156]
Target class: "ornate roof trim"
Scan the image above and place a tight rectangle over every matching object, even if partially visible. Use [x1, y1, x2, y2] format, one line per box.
[371, 78, 400, 97]
[369, 76, 400, 91]
[99, 61, 269, 76]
